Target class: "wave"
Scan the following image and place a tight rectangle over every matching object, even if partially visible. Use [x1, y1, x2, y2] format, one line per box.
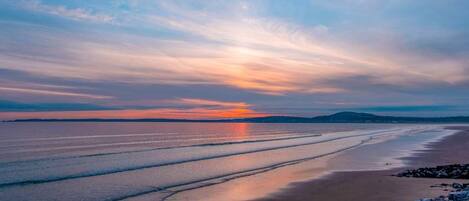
[0, 129, 314, 143]
[152, 128, 456, 201]
[0, 132, 314, 152]
[110, 137, 373, 201]
[0, 133, 322, 166]
[0, 128, 404, 188]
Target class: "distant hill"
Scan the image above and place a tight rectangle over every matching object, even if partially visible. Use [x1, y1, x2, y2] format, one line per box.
[240, 112, 469, 123]
[6, 112, 469, 123]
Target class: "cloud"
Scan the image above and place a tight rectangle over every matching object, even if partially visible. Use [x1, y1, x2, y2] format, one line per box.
[177, 98, 251, 108]
[0, 95, 265, 119]
[5, 1, 465, 96]
[0, 86, 112, 99]
[0, 20, 350, 95]
[0, 3, 359, 95]
[0, 107, 267, 120]
[21, 0, 114, 23]
[345, 105, 456, 112]
[0, 100, 114, 112]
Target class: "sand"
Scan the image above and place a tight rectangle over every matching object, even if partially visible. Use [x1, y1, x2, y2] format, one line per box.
[257, 126, 469, 201]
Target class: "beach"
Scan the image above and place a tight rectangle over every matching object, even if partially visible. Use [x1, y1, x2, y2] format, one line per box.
[0, 123, 466, 201]
[257, 126, 469, 201]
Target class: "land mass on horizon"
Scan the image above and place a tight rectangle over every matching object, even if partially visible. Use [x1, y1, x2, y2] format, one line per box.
[6, 112, 469, 123]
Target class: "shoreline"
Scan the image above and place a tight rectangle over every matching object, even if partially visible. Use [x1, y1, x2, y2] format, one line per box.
[256, 126, 469, 201]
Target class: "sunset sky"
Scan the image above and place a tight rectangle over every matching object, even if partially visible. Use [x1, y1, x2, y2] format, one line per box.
[1, 0, 469, 120]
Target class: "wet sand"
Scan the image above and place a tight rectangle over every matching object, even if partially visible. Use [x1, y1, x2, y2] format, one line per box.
[257, 126, 469, 201]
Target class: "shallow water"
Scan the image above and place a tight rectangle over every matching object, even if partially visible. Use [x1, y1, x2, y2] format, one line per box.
[0, 123, 456, 201]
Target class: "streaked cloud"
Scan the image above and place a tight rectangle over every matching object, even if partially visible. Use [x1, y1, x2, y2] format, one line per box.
[0, 107, 267, 120]
[0, 97, 264, 119]
[0, 100, 114, 112]
[348, 105, 456, 112]
[0, 86, 112, 99]
[21, 0, 114, 23]
[177, 98, 251, 108]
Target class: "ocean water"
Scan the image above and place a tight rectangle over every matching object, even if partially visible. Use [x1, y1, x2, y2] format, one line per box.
[0, 123, 457, 201]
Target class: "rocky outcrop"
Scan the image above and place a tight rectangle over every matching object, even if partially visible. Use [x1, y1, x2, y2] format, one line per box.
[397, 164, 469, 201]
[398, 164, 469, 179]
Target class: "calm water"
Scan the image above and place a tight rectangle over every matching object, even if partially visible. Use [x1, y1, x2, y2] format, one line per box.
[0, 123, 456, 201]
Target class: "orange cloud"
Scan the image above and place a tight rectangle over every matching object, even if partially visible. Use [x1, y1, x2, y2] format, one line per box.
[177, 98, 251, 108]
[0, 98, 267, 120]
[0, 107, 267, 120]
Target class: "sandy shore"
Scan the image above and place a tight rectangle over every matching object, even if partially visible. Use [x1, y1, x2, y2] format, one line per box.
[256, 126, 469, 201]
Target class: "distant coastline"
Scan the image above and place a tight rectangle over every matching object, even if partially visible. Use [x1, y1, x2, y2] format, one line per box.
[5, 112, 469, 123]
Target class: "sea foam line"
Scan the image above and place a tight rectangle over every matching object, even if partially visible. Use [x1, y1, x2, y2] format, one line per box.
[0, 131, 308, 151]
[114, 127, 451, 201]
[109, 137, 374, 201]
[0, 133, 322, 166]
[0, 129, 313, 143]
[0, 129, 403, 188]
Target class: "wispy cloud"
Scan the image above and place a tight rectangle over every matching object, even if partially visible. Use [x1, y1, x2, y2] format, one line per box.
[21, 0, 113, 23]
[177, 98, 251, 108]
[0, 86, 112, 99]
[349, 105, 456, 112]
[0, 107, 267, 120]
[0, 99, 114, 112]
[0, 96, 266, 119]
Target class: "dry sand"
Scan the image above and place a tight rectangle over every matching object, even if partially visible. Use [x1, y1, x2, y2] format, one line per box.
[257, 126, 469, 201]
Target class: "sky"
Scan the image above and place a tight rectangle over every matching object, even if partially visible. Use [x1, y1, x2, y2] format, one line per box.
[1, 0, 469, 120]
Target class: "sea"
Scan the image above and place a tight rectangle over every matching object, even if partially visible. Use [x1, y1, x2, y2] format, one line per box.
[0, 122, 458, 201]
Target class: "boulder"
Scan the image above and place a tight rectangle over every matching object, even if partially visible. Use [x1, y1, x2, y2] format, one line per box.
[449, 191, 469, 201]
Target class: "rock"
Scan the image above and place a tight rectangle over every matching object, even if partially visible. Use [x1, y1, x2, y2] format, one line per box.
[438, 172, 449, 178]
[448, 191, 469, 201]
[417, 198, 434, 201]
[417, 197, 449, 201]
[453, 183, 464, 190]
[406, 165, 469, 201]
[397, 164, 469, 179]
[437, 195, 447, 201]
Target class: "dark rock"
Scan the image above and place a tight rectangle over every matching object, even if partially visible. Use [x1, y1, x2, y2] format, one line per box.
[448, 191, 469, 201]
[398, 164, 469, 179]
[453, 183, 464, 190]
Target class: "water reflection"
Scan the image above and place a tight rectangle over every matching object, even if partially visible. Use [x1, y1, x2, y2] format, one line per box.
[233, 123, 249, 138]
